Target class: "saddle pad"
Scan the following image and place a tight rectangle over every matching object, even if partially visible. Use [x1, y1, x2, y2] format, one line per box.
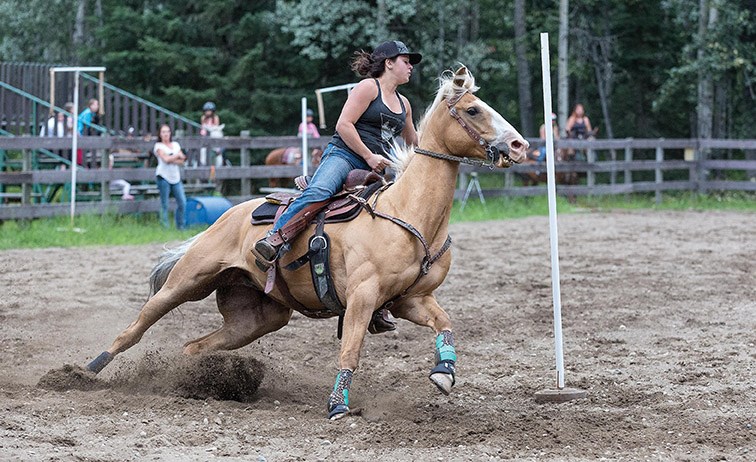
[251, 202, 283, 224]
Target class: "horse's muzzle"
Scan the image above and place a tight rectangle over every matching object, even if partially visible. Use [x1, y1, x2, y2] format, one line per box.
[496, 138, 528, 167]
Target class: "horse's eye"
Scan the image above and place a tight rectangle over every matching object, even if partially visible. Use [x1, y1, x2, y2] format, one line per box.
[466, 107, 479, 116]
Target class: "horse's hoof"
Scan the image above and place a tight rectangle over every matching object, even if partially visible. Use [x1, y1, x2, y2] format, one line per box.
[328, 404, 349, 420]
[86, 351, 113, 374]
[429, 372, 454, 395]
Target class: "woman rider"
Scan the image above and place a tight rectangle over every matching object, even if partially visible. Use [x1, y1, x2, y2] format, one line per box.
[254, 40, 422, 268]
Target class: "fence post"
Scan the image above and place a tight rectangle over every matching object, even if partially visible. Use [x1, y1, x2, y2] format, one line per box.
[586, 147, 595, 196]
[655, 145, 663, 205]
[240, 130, 251, 197]
[22, 149, 32, 204]
[100, 136, 109, 202]
[624, 138, 633, 198]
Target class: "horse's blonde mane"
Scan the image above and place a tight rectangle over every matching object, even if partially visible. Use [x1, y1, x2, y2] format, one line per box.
[392, 65, 478, 177]
[417, 66, 479, 136]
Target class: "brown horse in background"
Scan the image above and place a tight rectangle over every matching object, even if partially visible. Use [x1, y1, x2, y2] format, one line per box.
[264, 147, 323, 188]
[82, 66, 529, 420]
[519, 147, 579, 187]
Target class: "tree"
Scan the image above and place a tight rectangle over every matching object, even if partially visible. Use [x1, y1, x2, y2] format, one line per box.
[557, 0, 568, 136]
[514, 0, 534, 137]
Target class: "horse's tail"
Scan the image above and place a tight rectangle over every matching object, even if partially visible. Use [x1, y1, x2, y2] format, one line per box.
[148, 233, 203, 297]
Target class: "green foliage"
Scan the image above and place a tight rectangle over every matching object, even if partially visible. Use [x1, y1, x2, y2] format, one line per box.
[0, 0, 753, 139]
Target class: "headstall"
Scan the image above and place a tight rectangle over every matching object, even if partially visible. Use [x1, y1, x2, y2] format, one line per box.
[415, 89, 515, 169]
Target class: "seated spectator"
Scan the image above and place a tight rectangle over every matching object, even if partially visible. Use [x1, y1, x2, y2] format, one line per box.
[565, 103, 597, 139]
[199, 101, 225, 167]
[40, 111, 66, 138]
[527, 113, 559, 164]
[298, 109, 320, 138]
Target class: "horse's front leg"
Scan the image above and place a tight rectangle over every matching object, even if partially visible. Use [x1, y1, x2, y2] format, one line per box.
[392, 294, 457, 395]
[327, 289, 375, 420]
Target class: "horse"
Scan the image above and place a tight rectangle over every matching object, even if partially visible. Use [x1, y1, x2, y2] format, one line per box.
[83, 66, 529, 420]
[518, 146, 579, 187]
[264, 146, 323, 188]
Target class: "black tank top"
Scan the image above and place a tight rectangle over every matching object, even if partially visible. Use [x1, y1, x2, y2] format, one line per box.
[331, 79, 406, 158]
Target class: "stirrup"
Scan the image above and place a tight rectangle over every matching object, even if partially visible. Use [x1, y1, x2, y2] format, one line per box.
[253, 236, 281, 271]
[368, 309, 396, 334]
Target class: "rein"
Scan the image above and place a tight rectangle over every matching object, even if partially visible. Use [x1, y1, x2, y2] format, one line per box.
[352, 185, 453, 310]
[415, 91, 515, 168]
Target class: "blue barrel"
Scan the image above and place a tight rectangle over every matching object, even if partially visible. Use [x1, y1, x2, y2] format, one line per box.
[185, 196, 233, 227]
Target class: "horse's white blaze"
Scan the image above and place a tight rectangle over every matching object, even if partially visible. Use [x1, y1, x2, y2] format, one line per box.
[478, 99, 528, 164]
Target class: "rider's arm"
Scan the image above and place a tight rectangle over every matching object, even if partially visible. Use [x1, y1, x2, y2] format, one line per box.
[335, 79, 386, 172]
[400, 95, 418, 147]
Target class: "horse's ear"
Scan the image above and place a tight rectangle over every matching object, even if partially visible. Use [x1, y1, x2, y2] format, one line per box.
[453, 66, 468, 88]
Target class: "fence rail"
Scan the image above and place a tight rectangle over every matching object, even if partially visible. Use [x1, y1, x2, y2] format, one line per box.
[1, 136, 754, 220]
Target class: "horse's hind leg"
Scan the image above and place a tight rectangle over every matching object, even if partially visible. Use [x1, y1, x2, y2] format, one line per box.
[87, 243, 224, 373]
[183, 282, 292, 355]
[392, 294, 457, 395]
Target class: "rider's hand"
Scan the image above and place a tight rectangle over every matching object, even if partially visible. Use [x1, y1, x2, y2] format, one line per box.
[367, 153, 390, 173]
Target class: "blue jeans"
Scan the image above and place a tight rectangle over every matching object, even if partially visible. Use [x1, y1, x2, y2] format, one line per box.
[157, 176, 187, 229]
[272, 143, 368, 232]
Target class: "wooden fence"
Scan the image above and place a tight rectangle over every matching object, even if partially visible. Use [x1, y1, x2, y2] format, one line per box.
[0, 136, 754, 220]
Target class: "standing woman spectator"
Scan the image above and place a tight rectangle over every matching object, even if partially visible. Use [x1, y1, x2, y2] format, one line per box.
[154, 124, 187, 229]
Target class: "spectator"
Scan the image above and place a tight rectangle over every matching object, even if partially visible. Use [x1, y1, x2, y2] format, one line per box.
[77, 98, 100, 136]
[64, 102, 75, 136]
[527, 113, 559, 164]
[77, 98, 100, 167]
[565, 103, 596, 140]
[40, 111, 66, 138]
[153, 124, 187, 229]
[199, 101, 224, 167]
[199, 101, 221, 136]
[40, 109, 70, 168]
[298, 109, 320, 138]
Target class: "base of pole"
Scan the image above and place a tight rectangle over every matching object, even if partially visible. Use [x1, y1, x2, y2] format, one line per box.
[534, 387, 587, 403]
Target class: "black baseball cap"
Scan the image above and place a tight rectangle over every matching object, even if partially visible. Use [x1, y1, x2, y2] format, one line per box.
[372, 40, 422, 65]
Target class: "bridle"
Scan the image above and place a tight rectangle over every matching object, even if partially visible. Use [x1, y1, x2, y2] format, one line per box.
[415, 90, 516, 169]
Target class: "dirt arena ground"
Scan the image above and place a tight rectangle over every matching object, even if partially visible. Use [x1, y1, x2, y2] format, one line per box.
[1, 210, 754, 461]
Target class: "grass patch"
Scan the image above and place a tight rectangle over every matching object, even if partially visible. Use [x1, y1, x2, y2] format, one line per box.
[1, 191, 753, 249]
[0, 213, 201, 250]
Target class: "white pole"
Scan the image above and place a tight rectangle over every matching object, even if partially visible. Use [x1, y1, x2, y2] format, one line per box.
[301, 97, 308, 177]
[70, 71, 80, 227]
[540, 32, 566, 390]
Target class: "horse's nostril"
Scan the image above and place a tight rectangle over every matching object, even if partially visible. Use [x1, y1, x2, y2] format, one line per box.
[511, 140, 523, 150]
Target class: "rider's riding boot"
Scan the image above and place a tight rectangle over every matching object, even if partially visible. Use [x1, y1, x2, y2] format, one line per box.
[254, 231, 281, 271]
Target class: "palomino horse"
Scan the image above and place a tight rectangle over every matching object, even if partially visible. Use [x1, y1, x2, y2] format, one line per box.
[84, 66, 528, 420]
[264, 146, 323, 188]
